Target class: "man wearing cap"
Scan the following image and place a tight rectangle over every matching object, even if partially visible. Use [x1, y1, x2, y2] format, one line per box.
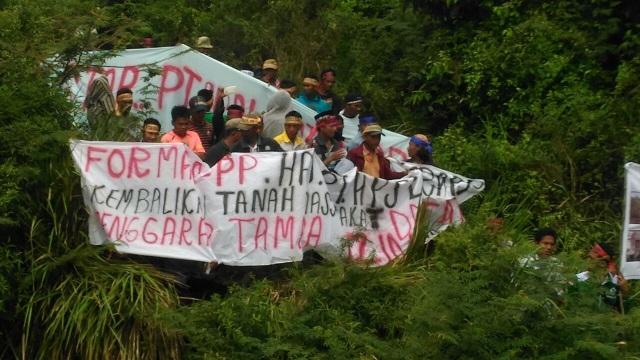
[317, 69, 342, 114]
[203, 117, 245, 167]
[407, 134, 434, 165]
[347, 124, 406, 180]
[261, 59, 280, 87]
[297, 75, 332, 113]
[310, 111, 346, 168]
[273, 111, 307, 151]
[230, 114, 283, 153]
[338, 93, 363, 142]
[189, 96, 214, 151]
[346, 114, 377, 150]
[161, 105, 205, 158]
[195, 36, 213, 55]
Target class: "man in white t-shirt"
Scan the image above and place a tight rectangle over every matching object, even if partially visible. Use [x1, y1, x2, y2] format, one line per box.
[338, 93, 363, 143]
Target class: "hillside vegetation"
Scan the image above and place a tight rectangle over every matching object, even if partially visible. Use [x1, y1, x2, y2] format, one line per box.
[1, 0, 640, 358]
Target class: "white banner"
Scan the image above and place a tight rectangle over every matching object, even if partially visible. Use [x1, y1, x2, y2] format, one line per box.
[70, 140, 484, 266]
[621, 162, 640, 279]
[68, 45, 410, 158]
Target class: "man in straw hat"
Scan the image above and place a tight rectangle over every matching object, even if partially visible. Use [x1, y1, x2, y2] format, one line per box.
[230, 114, 283, 153]
[261, 59, 281, 87]
[273, 111, 307, 151]
[347, 124, 406, 180]
[195, 36, 213, 55]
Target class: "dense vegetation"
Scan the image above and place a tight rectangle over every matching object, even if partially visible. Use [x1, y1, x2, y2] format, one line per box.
[2, 0, 640, 358]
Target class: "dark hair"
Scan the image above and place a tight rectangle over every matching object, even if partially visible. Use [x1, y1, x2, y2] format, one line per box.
[534, 228, 557, 243]
[227, 104, 244, 112]
[415, 147, 433, 165]
[285, 110, 302, 118]
[116, 87, 133, 96]
[320, 68, 336, 79]
[280, 79, 296, 89]
[171, 105, 190, 122]
[594, 242, 616, 257]
[197, 89, 214, 102]
[143, 117, 161, 130]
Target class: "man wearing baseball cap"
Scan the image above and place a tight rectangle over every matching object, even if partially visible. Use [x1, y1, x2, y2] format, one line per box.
[347, 124, 406, 180]
[346, 114, 377, 150]
[189, 95, 214, 151]
[203, 117, 246, 167]
[273, 111, 307, 151]
[230, 114, 283, 153]
[261, 59, 280, 87]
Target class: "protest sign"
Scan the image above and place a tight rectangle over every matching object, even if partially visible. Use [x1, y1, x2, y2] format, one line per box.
[621, 162, 640, 279]
[71, 141, 484, 266]
[68, 45, 410, 158]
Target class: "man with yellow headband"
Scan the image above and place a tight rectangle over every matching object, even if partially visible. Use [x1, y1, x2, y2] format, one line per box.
[273, 111, 307, 151]
[296, 75, 331, 113]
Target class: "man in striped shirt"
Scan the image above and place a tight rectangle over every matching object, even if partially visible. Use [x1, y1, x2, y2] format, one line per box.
[189, 96, 214, 151]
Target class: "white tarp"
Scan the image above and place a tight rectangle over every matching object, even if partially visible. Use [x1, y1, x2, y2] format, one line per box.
[68, 45, 410, 158]
[70, 140, 484, 266]
[621, 162, 640, 279]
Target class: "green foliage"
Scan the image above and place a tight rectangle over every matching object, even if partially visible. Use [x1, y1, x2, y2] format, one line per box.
[2, 0, 640, 357]
[165, 219, 640, 359]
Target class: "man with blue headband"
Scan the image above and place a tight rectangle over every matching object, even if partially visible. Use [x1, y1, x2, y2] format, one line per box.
[407, 134, 433, 165]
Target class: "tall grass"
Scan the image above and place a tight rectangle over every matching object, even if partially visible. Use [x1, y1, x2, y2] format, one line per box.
[13, 125, 182, 359]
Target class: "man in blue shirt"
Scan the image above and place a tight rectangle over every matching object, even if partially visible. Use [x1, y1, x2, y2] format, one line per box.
[296, 75, 331, 113]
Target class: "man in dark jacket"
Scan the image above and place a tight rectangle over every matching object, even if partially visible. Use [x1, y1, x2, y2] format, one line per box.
[347, 124, 406, 180]
[230, 114, 283, 153]
[203, 117, 245, 166]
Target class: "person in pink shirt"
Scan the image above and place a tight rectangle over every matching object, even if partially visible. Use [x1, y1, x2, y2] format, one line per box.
[161, 105, 205, 158]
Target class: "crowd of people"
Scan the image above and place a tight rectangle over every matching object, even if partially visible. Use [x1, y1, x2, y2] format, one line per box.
[524, 227, 630, 312]
[85, 39, 630, 308]
[86, 54, 434, 180]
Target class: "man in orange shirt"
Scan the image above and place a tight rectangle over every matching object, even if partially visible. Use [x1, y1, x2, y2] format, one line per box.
[161, 105, 205, 158]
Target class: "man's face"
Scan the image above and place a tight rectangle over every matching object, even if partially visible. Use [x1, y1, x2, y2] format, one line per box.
[191, 109, 205, 123]
[241, 126, 259, 142]
[173, 117, 191, 137]
[117, 96, 133, 115]
[363, 132, 381, 149]
[320, 73, 335, 90]
[537, 236, 556, 257]
[263, 69, 277, 81]
[319, 124, 337, 139]
[285, 123, 301, 139]
[303, 83, 316, 96]
[344, 102, 362, 116]
[407, 142, 419, 157]
[142, 124, 160, 142]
